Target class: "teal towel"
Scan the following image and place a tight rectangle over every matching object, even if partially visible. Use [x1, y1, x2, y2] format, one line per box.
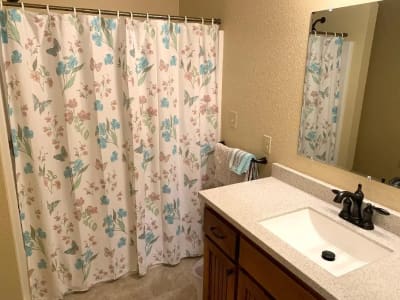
[229, 149, 256, 175]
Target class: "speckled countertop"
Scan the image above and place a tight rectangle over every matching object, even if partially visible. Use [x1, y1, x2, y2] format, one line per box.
[199, 164, 400, 300]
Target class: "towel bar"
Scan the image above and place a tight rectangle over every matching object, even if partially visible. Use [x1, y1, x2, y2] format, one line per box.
[218, 141, 268, 165]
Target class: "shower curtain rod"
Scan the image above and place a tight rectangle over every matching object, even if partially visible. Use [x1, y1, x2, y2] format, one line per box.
[1, 1, 222, 25]
[310, 30, 349, 38]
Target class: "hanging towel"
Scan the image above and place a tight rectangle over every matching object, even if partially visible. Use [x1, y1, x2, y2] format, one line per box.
[229, 149, 256, 175]
[214, 143, 245, 186]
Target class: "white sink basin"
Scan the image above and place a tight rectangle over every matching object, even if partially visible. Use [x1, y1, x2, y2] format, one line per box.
[259, 208, 392, 276]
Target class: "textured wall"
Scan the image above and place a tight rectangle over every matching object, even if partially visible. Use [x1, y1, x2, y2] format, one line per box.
[179, 0, 400, 212]
[0, 1, 179, 299]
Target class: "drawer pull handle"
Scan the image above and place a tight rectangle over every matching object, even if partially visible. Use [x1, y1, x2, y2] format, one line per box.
[210, 226, 226, 239]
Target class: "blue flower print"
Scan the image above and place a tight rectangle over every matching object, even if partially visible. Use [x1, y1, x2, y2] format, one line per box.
[84, 249, 94, 261]
[172, 145, 177, 155]
[0, 11, 6, 27]
[64, 166, 73, 178]
[111, 119, 120, 130]
[37, 259, 47, 269]
[11, 50, 22, 64]
[11, 129, 18, 156]
[97, 137, 107, 149]
[105, 19, 116, 30]
[90, 17, 101, 31]
[117, 208, 127, 218]
[20, 212, 25, 221]
[37, 228, 46, 239]
[161, 97, 169, 108]
[162, 184, 171, 194]
[173, 116, 179, 125]
[162, 36, 170, 49]
[104, 53, 113, 65]
[161, 23, 169, 34]
[56, 61, 66, 76]
[174, 24, 181, 34]
[67, 55, 78, 69]
[162, 131, 171, 142]
[24, 163, 33, 174]
[96, 123, 106, 136]
[117, 237, 126, 248]
[72, 159, 84, 173]
[306, 131, 317, 141]
[94, 99, 103, 111]
[170, 56, 177, 66]
[110, 151, 118, 162]
[92, 32, 102, 47]
[8, 106, 13, 116]
[199, 60, 214, 75]
[104, 215, 113, 226]
[136, 56, 149, 74]
[9, 9, 21, 22]
[100, 195, 110, 205]
[75, 258, 84, 270]
[23, 126, 34, 139]
[1, 28, 7, 43]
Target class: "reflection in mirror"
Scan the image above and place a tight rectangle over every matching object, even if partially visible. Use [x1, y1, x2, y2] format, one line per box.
[298, 0, 400, 189]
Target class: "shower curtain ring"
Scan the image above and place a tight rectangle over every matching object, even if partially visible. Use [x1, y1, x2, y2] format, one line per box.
[130, 12, 133, 22]
[313, 30, 317, 37]
[168, 15, 171, 24]
[184, 16, 187, 24]
[342, 32, 344, 38]
[0, 2, 3, 10]
[146, 13, 149, 22]
[21, 2, 25, 12]
[98, 9, 101, 18]
[201, 17, 204, 25]
[73, 7, 77, 18]
[212, 18, 214, 25]
[46, 4, 50, 15]
[117, 10, 120, 20]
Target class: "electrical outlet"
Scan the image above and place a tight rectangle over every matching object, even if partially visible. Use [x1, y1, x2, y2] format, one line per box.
[264, 135, 272, 156]
[229, 111, 238, 129]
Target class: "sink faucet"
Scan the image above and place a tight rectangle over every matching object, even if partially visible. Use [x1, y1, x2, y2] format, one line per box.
[332, 184, 389, 230]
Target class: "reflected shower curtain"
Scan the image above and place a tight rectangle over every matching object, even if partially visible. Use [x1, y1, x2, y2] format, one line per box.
[1, 8, 219, 299]
[298, 35, 344, 163]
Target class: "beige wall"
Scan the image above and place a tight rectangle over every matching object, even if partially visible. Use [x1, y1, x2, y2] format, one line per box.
[180, 0, 400, 212]
[0, 1, 179, 299]
[0, 157, 22, 300]
[314, 4, 377, 170]
[353, 0, 400, 182]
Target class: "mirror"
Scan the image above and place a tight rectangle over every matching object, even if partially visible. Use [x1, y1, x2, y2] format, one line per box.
[298, 0, 400, 189]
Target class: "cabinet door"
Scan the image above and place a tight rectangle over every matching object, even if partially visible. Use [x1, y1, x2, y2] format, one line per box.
[238, 270, 273, 300]
[203, 237, 236, 300]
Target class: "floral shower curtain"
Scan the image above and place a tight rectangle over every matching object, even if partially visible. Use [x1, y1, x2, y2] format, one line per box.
[298, 35, 344, 164]
[1, 8, 219, 300]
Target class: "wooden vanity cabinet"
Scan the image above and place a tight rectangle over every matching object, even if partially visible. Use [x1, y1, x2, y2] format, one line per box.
[203, 206, 324, 300]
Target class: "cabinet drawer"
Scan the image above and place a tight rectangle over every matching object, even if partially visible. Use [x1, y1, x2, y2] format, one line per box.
[204, 207, 238, 260]
[239, 237, 323, 300]
[238, 270, 273, 300]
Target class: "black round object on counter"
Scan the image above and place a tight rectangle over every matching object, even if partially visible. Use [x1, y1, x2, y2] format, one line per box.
[321, 250, 336, 261]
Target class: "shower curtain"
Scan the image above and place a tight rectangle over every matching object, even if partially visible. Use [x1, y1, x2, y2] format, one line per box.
[0, 8, 219, 299]
[298, 34, 344, 164]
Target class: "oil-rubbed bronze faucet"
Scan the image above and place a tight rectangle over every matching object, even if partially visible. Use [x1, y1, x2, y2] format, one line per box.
[332, 184, 390, 230]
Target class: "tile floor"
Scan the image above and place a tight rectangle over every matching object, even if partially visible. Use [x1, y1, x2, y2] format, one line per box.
[65, 258, 202, 300]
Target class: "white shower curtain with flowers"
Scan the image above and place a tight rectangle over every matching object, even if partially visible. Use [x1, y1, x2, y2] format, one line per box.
[1, 8, 219, 300]
[298, 35, 344, 164]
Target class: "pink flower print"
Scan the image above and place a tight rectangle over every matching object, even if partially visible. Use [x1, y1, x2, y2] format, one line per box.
[146, 106, 157, 117]
[199, 104, 207, 114]
[202, 95, 211, 103]
[139, 96, 147, 104]
[66, 98, 78, 109]
[211, 104, 218, 113]
[184, 72, 192, 81]
[46, 78, 53, 87]
[78, 110, 91, 121]
[64, 110, 73, 124]
[148, 192, 160, 201]
[86, 206, 98, 215]
[54, 180, 61, 190]
[74, 197, 85, 207]
[31, 71, 40, 83]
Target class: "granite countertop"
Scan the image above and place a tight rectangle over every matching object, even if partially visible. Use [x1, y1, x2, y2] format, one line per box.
[199, 176, 400, 299]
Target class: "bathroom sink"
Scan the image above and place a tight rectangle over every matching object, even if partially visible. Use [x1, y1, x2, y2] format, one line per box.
[259, 208, 392, 276]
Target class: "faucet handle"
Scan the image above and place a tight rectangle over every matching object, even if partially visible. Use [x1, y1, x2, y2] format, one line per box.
[332, 189, 343, 203]
[371, 205, 390, 216]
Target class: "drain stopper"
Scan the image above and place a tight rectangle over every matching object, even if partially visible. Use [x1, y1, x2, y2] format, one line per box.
[321, 250, 336, 261]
